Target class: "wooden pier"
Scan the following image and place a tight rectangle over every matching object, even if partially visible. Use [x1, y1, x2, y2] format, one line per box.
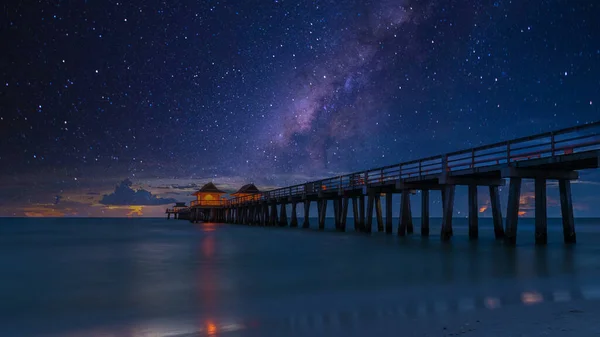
[165, 202, 190, 220]
[185, 122, 600, 245]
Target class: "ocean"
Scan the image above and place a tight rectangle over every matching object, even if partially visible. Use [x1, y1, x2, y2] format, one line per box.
[1, 217, 600, 337]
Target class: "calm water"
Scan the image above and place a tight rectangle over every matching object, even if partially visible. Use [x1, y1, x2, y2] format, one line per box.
[1, 217, 600, 337]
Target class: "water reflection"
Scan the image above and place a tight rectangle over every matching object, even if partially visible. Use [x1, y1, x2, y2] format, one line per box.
[2, 218, 600, 337]
[521, 291, 544, 305]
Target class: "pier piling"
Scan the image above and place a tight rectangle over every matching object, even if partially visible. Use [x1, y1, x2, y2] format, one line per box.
[559, 179, 576, 244]
[385, 193, 393, 234]
[504, 178, 522, 246]
[421, 190, 430, 236]
[468, 185, 479, 240]
[535, 178, 547, 245]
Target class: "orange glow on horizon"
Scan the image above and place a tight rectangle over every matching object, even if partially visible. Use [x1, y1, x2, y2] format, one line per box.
[22, 205, 74, 217]
[24, 209, 65, 217]
[106, 205, 145, 217]
[126, 206, 143, 217]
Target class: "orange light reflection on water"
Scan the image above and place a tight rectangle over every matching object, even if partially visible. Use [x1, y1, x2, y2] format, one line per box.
[206, 321, 218, 336]
[200, 223, 218, 232]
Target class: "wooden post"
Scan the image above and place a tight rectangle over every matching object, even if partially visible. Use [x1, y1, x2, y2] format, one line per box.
[263, 203, 269, 226]
[385, 193, 393, 234]
[352, 197, 360, 231]
[366, 194, 374, 233]
[535, 178, 547, 245]
[489, 186, 504, 239]
[270, 203, 278, 227]
[441, 185, 455, 242]
[468, 185, 478, 240]
[359, 195, 365, 232]
[399, 191, 412, 236]
[290, 202, 298, 227]
[333, 198, 341, 230]
[279, 203, 288, 227]
[303, 200, 311, 228]
[340, 197, 348, 231]
[504, 178, 522, 246]
[421, 190, 430, 236]
[559, 179, 576, 244]
[319, 199, 327, 230]
[375, 195, 384, 232]
[406, 192, 414, 234]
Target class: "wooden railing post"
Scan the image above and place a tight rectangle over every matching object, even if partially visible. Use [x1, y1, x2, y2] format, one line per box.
[442, 155, 448, 172]
[471, 149, 475, 168]
[551, 132, 555, 156]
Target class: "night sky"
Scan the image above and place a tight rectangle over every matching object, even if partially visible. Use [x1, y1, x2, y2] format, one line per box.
[1, 0, 599, 217]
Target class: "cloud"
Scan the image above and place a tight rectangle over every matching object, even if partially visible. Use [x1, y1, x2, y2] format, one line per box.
[100, 179, 177, 206]
[153, 183, 199, 190]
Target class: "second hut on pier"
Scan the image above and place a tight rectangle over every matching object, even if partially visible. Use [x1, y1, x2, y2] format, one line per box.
[230, 183, 261, 203]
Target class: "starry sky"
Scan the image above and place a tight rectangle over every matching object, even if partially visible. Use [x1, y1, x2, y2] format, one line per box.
[1, 0, 599, 217]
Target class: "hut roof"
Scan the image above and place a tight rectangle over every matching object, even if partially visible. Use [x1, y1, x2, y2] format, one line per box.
[192, 182, 226, 195]
[233, 183, 261, 195]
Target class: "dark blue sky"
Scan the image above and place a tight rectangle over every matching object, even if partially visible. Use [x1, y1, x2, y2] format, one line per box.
[1, 0, 598, 217]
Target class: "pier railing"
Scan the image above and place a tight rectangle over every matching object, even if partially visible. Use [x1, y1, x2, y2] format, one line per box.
[190, 199, 228, 207]
[222, 121, 600, 206]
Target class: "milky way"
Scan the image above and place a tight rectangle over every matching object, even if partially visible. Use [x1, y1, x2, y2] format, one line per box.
[259, 0, 433, 173]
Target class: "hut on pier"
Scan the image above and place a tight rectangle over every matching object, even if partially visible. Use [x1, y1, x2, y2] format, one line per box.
[231, 183, 261, 202]
[191, 182, 227, 207]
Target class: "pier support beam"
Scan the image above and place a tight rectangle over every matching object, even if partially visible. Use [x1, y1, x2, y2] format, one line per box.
[441, 185, 455, 242]
[303, 200, 311, 228]
[489, 186, 505, 239]
[398, 191, 412, 237]
[385, 193, 393, 234]
[366, 194, 374, 233]
[359, 196, 366, 232]
[504, 178, 522, 246]
[421, 190, 430, 236]
[254, 206, 260, 225]
[290, 202, 298, 227]
[375, 195, 384, 232]
[262, 203, 269, 226]
[270, 203, 278, 227]
[279, 203, 288, 227]
[352, 197, 360, 231]
[340, 197, 349, 231]
[333, 198, 341, 230]
[318, 199, 327, 230]
[535, 178, 548, 245]
[559, 179, 576, 244]
[468, 185, 478, 240]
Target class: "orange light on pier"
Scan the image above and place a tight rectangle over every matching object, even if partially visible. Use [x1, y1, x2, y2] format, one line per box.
[479, 205, 488, 213]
